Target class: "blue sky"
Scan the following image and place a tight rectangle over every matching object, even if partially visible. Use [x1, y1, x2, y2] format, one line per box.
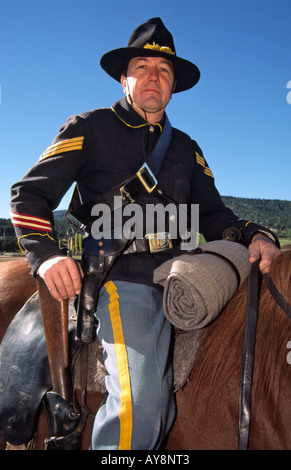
[1, 0, 290, 218]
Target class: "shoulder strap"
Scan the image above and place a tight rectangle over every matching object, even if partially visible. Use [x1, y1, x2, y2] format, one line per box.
[66, 115, 172, 227]
[146, 114, 172, 175]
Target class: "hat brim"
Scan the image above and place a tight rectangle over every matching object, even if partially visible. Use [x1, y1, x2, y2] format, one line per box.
[100, 47, 200, 93]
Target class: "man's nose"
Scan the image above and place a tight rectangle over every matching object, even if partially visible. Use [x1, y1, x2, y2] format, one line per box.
[148, 66, 159, 81]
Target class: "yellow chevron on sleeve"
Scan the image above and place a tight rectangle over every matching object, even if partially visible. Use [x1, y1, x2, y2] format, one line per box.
[195, 151, 205, 167]
[203, 167, 214, 178]
[195, 152, 214, 178]
[39, 136, 84, 161]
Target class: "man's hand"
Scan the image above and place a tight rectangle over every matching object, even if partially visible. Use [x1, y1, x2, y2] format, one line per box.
[38, 256, 84, 302]
[248, 234, 281, 274]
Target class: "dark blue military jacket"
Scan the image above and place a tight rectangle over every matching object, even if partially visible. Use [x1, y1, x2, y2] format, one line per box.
[10, 97, 278, 286]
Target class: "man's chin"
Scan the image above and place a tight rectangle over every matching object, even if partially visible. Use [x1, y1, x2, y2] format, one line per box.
[131, 98, 167, 120]
[140, 98, 166, 113]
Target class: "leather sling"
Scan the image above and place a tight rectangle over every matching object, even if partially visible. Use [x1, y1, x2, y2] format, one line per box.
[71, 115, 173, 342]
[66, 115, 173, 228]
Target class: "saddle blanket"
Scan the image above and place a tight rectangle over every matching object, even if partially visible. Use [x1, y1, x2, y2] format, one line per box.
[154, 240, 250, 330]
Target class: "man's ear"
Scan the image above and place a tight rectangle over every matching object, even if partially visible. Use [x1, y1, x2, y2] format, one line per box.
[171, 81, 177, 95]
[120, 74, 127, 94]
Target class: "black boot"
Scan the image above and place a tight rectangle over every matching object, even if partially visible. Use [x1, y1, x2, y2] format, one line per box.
[43, 391, 88, 450]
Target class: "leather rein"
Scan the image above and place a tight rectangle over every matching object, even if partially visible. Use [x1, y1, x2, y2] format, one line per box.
[238, 259, 291, 450]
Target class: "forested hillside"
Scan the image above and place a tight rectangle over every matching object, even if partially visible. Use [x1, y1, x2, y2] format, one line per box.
[221, 196, 291, 237]
[1, 196, 290, 252]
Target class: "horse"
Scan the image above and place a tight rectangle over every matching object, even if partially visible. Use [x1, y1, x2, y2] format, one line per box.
[166, 248, 291, 450]
[0, 250, 291, 450]
[0, 258, 36, 450]
[0, 258, 36, 342]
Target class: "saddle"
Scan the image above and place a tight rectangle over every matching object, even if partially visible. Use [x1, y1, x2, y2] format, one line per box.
[0, 292, 201, 446]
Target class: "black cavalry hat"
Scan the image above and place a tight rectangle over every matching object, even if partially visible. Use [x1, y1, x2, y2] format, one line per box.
[100, 17, 200, 93]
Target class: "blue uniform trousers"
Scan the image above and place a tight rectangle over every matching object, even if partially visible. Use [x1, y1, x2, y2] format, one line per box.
[91, 281, 175, 450]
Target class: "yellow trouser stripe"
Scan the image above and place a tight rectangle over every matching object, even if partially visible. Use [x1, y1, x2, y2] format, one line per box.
[104, 281, 133, 450]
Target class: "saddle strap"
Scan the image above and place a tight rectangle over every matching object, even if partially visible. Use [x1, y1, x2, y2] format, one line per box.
[265, 273, 291, 319]
[238, 259, 262, 450]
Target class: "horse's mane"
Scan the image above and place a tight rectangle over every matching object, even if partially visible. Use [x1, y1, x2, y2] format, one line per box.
[190, 250, 291, 406]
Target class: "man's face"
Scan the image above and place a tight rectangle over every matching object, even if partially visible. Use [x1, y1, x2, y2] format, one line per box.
[121, 56, 176, 122]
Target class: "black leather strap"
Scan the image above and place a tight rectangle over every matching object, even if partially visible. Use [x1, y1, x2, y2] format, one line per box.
[265, 274, 291, 319]
[238, 259, 262, 450]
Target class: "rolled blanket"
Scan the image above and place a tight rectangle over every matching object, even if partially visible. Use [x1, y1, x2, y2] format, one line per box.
[153, 240, 251, 330]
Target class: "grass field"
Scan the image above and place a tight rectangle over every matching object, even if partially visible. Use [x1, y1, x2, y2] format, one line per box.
[280, 238, 291, 246]
[0, 254, 25, 264]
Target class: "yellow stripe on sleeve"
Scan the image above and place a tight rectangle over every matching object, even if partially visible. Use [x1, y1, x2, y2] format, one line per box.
[195, 152, 214, 178]
[104, 281, 133, 450]
[39, 136, 84, 161]
[195, 151, 205, 167]
[204, 167, 214, 178]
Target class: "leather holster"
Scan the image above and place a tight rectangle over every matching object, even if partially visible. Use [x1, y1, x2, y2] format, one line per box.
[75, 233, 131, 343]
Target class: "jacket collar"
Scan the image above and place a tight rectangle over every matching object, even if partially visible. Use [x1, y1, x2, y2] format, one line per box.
[111, 96, 164, 131]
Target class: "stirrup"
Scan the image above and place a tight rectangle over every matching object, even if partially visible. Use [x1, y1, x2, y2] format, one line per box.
[43, 391, 88, 450]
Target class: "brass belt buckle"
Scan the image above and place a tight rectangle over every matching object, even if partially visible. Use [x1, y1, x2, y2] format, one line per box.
[145, 232, 173, 253]
[136, 163, 157, 193]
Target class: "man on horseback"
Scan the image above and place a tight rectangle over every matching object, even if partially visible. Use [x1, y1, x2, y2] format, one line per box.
[10, 18, 280, 450]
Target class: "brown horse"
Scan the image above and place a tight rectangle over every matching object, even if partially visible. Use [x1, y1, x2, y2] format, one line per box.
[0, 251, 291, 450]
[0, 258, 36, 450]
[166, 249, 291, 450]
[0, 258, 36, 342]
